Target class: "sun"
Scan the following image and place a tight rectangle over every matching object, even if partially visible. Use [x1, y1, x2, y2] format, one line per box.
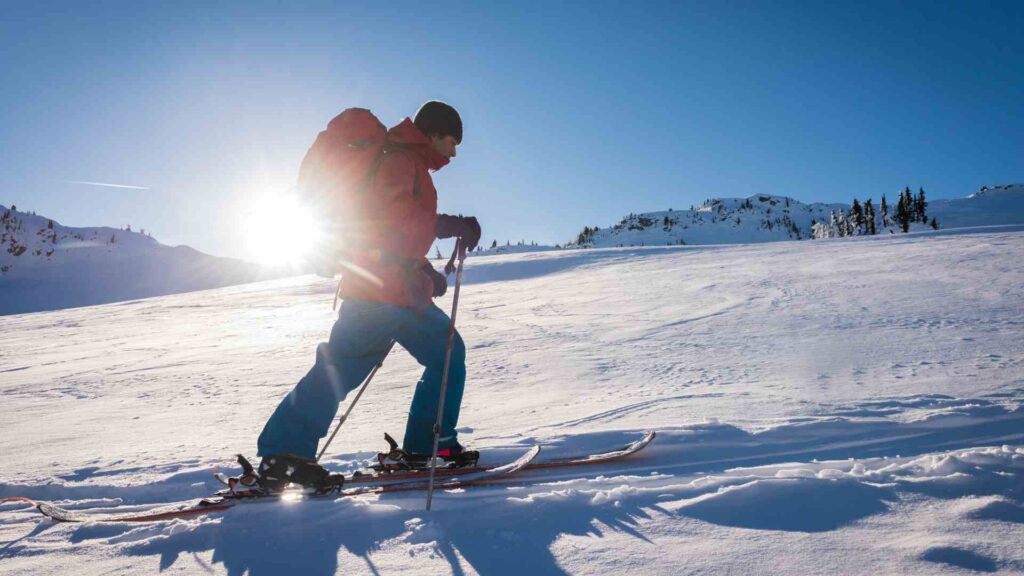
[242, 192, 325, 268]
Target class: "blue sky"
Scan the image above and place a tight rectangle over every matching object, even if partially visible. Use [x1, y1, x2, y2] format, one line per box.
[1, 1, 1021, 261]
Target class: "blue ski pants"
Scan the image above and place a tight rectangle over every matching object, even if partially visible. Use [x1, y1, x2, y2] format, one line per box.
[257, 298, 466, 458]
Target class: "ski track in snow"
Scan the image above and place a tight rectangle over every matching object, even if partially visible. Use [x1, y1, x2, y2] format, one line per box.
[1, 227, 1023, 575]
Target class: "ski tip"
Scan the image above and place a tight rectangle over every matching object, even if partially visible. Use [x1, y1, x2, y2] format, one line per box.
[635, 430, 656, 448]
[515, 445, 542, 470]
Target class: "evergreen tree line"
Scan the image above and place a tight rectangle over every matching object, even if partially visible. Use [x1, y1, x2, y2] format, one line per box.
[576, 225, 600, 245]
[813, 187, 937, 239]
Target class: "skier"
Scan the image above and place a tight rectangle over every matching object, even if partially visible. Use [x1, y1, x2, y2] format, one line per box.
[252, 101, 482, 492]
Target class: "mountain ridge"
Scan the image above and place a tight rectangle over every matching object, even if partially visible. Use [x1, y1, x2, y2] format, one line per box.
[1, 205, 285, 315]
[568, 184, 1023, 248]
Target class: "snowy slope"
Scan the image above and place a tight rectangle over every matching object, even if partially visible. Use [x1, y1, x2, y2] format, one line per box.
[929, 184, 1024, 229]
[571, 185, 1024, 248]
[0, 206, 283, 315]
[572, 194, 846, 247]
[1, 227, 1023, 575]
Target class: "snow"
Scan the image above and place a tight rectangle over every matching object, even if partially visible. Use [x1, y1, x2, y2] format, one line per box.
[1, 226, 1023, 574]
[930, 184, 1024, 229]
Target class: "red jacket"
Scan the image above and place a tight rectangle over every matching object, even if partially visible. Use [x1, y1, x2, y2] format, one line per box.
[336, 118, 449, 308]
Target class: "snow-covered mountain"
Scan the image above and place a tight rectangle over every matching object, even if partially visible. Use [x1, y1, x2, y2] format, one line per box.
[0, 205, 283, 315]
[572, 195, 846, 248]
[929, 184, 1024, 228]
[571, 184, 1024, 248]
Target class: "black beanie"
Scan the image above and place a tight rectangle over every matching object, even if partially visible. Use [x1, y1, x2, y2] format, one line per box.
[413, 101, 463, 144]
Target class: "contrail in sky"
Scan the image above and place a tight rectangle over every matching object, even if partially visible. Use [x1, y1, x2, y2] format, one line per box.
[60, 180, 151, 190]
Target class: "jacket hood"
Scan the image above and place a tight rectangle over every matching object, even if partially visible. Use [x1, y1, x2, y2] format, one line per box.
[387, 118, 450, 171]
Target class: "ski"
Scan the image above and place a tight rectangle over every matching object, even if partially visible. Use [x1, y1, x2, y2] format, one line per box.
[349, 430, 656, 487]
[0, 495, 235, 523]
[0, 431, 655, 524]
[0, 446, 541, 524]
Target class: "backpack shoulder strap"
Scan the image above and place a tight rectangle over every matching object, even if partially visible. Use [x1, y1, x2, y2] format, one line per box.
[375, 143, 422, 200]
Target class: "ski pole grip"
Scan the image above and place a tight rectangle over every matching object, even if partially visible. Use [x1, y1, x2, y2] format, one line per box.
[444, 238, 461, 276]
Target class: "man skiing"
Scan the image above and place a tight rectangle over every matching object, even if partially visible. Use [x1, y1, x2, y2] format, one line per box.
[251, 101, 481, 492]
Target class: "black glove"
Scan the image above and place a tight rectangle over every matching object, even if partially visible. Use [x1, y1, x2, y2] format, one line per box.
[422, 262, 448, 297]
[435, 214, 481, 251]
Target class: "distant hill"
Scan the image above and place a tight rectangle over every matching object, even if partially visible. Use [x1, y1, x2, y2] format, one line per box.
[0, 206, 284, 315]
[927, 184, 1024, 228]
[569, 184, 1023, 248]
[569, 195, 847, 248]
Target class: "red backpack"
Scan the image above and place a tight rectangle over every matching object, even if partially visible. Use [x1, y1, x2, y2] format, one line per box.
[297, 108, 394, 243]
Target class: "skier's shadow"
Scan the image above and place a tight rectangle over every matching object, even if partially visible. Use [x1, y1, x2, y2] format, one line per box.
[391, 490, 660, 576]
[120, 496, 412, 576]
[0, 520, 58, 559]
[112, 486, 661, 576]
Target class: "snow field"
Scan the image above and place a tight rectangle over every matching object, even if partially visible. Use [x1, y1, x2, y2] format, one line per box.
[1, 226, 1023, 574]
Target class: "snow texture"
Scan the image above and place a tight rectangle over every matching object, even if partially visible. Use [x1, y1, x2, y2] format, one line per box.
[1, 225, 1023, 575]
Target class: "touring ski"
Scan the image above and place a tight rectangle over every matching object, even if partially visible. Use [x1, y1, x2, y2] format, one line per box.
[1, 446, 541, 523]
[1, 430, 655, 524]
[351, 430, 656, 488]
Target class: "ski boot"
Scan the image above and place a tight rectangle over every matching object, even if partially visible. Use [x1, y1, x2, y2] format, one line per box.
[255, 453, 345, 494]
[373, 433, 480, 472]
[221, 454, 344, 496]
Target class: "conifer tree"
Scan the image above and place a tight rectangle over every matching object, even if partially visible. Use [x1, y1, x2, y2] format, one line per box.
[897, 189, 905, 232]
[916, 187, 928, 223]
[864, 198, 876, 235]
[850, 199, 863, 235]
[880, 193, 888, 227]
[897, 189, 910, 233]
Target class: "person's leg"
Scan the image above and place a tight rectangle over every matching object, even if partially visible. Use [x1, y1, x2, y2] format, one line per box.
[396, 304, 467, 454]
[257, 300, 395, 458]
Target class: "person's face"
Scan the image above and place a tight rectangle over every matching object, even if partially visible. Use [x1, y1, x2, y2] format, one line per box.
[430, 134, 459, 161]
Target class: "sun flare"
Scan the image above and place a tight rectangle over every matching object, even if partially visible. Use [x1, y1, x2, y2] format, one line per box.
[242, 192, 325, 268]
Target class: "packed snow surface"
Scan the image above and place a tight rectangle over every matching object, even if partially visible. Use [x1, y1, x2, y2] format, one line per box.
[1, 226, 1023, 575]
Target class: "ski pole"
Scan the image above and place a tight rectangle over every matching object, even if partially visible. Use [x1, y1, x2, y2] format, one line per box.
[316, 339, 396, 462]
[426, 239, 467, 510]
